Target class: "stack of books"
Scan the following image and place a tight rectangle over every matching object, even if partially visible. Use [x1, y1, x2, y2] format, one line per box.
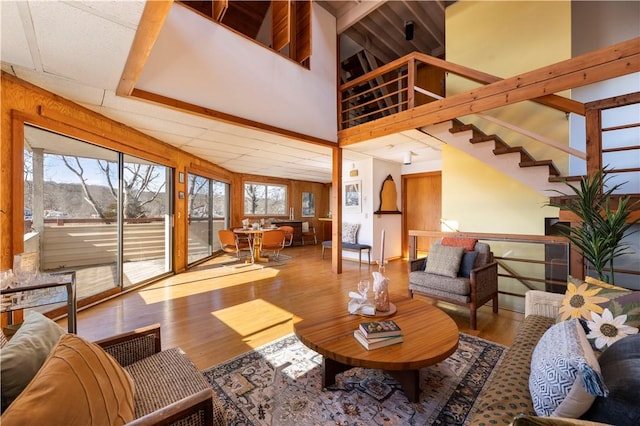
[353, 319, 403, 350]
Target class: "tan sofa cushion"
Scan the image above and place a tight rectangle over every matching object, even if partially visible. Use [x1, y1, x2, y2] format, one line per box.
[1, 334, 135, 425]
[469, 315, 555, 425]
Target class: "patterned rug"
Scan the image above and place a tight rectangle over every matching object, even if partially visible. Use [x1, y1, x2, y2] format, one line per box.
[203, 333, 506, 425]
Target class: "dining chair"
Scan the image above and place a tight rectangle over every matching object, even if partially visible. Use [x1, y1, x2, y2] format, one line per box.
[301, 221, 317, 245]
[259, 229, 286, 259]
[218, 229, 253, 263]
[279, 226, 295, 247]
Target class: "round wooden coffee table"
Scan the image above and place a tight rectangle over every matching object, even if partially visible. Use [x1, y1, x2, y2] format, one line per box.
[293, 295, 459, 402]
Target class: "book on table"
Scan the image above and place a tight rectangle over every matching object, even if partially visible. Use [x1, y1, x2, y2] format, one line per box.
[353, 330, 403, 350]
[358, 319, 402, 338]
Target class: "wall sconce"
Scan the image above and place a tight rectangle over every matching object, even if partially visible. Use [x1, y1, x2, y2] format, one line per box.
[403, 151, 412, 165]
[349, 162, 358, 177]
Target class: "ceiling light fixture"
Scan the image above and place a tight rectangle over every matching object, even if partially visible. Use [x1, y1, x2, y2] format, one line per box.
[403, 151, 412, 165]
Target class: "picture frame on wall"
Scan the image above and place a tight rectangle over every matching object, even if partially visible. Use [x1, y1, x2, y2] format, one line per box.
[302, 192, 315, 217]
[344, 180, 361, 213]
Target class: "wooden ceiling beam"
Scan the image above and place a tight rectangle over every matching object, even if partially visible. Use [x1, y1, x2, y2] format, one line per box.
[117, 0, 173, 96]
[338, 38, 640, 145]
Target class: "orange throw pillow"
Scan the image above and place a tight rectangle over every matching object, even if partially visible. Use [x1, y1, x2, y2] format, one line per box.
[2, 334, 135, 425]
[441, 237, 478, 252]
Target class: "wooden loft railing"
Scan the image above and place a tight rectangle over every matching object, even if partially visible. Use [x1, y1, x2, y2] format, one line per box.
[338, 37, 639, 147]
[338, 38, 640, 197]
[338, 50, 585, 132]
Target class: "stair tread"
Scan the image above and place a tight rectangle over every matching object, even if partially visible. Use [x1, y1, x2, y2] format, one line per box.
[450, 118, 562, 184]
[549, 175, 585, 182]
[520, 160, 560, 176]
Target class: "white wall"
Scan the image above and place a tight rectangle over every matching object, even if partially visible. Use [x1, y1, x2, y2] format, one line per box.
[341, 158, 402, 264]
[372, 159, 402, 265]
[137, 3, 338, 142]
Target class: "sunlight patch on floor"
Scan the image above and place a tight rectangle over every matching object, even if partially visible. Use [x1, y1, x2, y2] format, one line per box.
[137, 266, 280, 304]
[211, 299, 294, 342]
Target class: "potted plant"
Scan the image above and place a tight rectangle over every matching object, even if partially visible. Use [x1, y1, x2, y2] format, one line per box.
[549, 168, 639, 284]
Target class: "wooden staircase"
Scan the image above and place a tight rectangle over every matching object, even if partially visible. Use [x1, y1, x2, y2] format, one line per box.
[449, 118, 562, 178]
[422, 119, 575, 196]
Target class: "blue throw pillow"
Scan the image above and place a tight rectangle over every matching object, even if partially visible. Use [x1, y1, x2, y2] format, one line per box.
[458, 251, 478, 278]
[529, 318, 607, 418]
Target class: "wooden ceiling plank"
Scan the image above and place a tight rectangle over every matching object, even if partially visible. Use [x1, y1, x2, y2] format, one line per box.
[343, 30, 394, 64]
[357, 18, 410, 58]
[377, 3, 432, 55]
[336, 0, 387, 34]
[117, 0, 173, 97]
[403, 0, 444, 46]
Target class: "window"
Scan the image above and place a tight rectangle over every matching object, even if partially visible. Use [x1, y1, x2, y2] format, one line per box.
[187, 174, 230, 264]
[244, 182, 287, 215]
[23, 125, 172, 303]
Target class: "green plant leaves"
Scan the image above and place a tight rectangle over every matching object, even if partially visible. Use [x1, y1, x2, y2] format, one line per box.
[548, 168, 640, 284]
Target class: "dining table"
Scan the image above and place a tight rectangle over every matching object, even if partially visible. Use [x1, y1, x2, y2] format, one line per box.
[233, 226, 280, 263]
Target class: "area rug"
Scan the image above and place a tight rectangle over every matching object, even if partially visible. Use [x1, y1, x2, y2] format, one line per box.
[203, 333, 506, 425]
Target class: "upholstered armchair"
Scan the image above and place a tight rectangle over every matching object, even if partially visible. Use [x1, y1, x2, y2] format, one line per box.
[408, 238, 499, 329]
[1, 316, 224, 425]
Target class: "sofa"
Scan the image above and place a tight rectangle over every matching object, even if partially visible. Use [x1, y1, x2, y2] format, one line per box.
[469, 289, 639, 426]
[1, 312, 225, 425]
[409, 238, 498, 329]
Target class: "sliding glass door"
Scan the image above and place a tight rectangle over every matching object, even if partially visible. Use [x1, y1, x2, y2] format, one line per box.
[187, 174, 229, 265]
[23, 125, 172, 301]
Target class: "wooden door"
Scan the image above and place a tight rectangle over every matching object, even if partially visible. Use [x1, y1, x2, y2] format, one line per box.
[402, 172, 441, 258]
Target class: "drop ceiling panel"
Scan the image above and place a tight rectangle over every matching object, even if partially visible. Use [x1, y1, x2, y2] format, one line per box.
[1, 2, 35, 68]
[186, 139, 256, 155]
[67, 1, 145, 29]
[12, 66, 106, 105]
[30, 2, 138, 90]
[101, 92, 226, 130]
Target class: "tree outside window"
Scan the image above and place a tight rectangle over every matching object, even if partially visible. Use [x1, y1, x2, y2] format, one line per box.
[244, 183, 287, 215]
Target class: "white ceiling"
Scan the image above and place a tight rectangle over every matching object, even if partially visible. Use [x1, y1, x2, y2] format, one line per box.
[1, 1, 443, 183]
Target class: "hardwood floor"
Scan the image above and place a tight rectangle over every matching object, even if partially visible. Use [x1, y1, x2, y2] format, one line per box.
[65, 244, 524, 370]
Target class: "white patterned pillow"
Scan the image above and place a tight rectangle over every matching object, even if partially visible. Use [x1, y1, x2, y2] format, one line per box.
[342, 222, 359, 244]
[529, 318, 608, 418]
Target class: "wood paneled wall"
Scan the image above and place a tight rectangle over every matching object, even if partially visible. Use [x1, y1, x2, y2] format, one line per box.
[231, 172, 330, 233]
[0, 72, 330, 274]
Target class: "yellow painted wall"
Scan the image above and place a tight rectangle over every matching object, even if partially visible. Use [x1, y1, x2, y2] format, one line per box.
[446, 1, 573, 175]
[442, 144, 559, 299]
[442, 145, 557, 235]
